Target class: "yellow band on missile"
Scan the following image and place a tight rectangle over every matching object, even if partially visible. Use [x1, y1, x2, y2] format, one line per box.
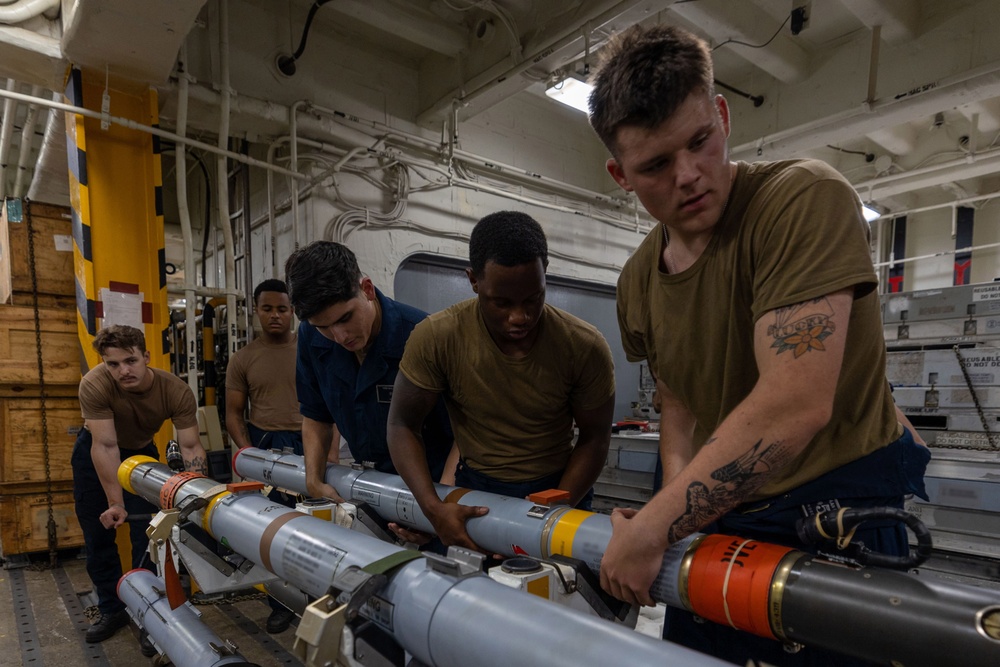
[549, 509, 591, 558]
[202, 490, 231, 537]
[117, 456, 159, 494]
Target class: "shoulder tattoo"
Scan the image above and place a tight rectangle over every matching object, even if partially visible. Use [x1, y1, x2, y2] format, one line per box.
[767, 297, 836, 358]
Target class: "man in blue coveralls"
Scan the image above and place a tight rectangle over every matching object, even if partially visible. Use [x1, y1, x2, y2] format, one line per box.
[284, 241, 455, 505]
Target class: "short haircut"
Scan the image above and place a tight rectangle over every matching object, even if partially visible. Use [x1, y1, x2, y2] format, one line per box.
[469, 211, 548, 277]
[588, 24, 714, 156]
[253, 278, 288, 304]
[92, 324, 146, 356]
[284, 241, 363, 320]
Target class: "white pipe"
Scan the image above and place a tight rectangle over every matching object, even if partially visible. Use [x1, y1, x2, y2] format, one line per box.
[306, 101, 634, 210]
[732, 60, 1000, 161]
[873, 240, 1000, 268]
[25, 90, 62, 202]
[289, 100, 306, 251]
[12, 83, 42, 197]
[0, 0, 59, 23]
[175, 44, 199, 401]
[265, 137, 285, 278]
[216, 0, 238, 359]
[0, 86, 305, 180]
[167, 284, 237, 298]
[0, 78, 18, 199]
[420, 0, 646, 122]
[873, 190, 1000, 222]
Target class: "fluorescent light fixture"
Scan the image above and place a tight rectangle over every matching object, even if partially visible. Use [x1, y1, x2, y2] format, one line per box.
[861, 202, 883, 222]
[545, 78, 593, 114]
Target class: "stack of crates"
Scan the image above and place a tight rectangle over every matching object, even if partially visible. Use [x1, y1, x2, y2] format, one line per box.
[0, 200, 85, 561]
[883, 283, 1000, 561]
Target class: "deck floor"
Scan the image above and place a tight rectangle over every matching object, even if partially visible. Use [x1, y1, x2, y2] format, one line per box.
[0, 552, 304, 667]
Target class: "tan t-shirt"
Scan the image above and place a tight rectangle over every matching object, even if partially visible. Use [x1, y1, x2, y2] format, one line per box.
[226, 335, 302, 432]
[401, 299, 615, 481]
[617, 159, 898, 500]
[79, 365, 199, 449]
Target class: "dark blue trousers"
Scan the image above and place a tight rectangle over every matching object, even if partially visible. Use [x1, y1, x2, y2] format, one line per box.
[664, 429, 931, 667]
[71, 429, 159, 615]
[455, 459, 594, 511]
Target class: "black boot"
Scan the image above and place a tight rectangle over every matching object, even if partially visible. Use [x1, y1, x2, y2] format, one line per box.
[85, 610, 129, 643]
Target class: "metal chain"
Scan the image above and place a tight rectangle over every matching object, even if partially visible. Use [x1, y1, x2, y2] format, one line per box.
[943, 345, 1000, 451]
[25, 200, 59, 567]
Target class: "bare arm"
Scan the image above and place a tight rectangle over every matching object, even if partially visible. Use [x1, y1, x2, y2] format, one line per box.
[302, 416, 344, 502]
[326, 423, 341, 463]
[657, 380, 697, 487]
[387, 373, 486, 549]
[176, 425, 208, 474]
[438, 444, 460, 485]
[88, 419, 128, 528]
[225, 387, 253, 450]
[558, 394, 614, 505]
[602, 289, 854, 606]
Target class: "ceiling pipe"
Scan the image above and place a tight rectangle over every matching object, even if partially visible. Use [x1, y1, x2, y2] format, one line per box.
[731, 60, 1000, 162]
[418, 0, 652, 124]
[215, 0, 239, 359]
[0, 78, 18, 199]
[175, 42, 200, 401]
[25, 89, 66, 204]
[0, 85, 305, 179]
[855, 147, 1000, 201]
[0, 0, 60, 23]
[12, 83, 42, 197]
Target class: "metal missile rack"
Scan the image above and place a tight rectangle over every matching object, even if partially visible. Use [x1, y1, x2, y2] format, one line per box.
[882, 283, 1000, 582]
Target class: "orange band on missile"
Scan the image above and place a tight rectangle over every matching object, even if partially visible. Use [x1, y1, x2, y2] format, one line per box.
[158, 471, 206, 510]
[444, 488, 473, 504]
[685, 533, 794, 640]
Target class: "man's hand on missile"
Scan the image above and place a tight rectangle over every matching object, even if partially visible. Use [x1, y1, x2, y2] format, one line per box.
[306, 478, 346, 504]
[600, 507, 664, 608]
[426, 502, 489, 552]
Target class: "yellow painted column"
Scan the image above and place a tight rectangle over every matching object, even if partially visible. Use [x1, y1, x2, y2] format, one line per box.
[65, 67, 169, 373]
[65, 67, 172, 570]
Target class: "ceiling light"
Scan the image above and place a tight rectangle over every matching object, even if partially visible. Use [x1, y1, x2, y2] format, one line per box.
[861, 203, 883, 222]
[545, 78, 593, 114]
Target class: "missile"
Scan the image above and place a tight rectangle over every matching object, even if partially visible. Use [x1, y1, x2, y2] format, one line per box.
[234, 447, 1000, 667]
[117, 568, 258, 667]
[118, 456, 726, 667]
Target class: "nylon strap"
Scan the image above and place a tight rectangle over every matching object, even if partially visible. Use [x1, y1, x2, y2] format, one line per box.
[361, 550, 424, 575]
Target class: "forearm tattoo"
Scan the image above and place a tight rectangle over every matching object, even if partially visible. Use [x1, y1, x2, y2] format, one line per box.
[185, 455, 209, 475]
[768, 297, 836, 358]
[667, 438, 792, 542]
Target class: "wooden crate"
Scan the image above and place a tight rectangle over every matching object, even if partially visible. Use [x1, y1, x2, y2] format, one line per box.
[0, 483, 84, 557]
[0, 200, 75, 304]
[0, 392, 81, 484]
[0, 305, 81, 385]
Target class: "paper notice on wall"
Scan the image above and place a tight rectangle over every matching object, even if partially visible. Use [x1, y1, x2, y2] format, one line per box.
[100, 288, 144, 330]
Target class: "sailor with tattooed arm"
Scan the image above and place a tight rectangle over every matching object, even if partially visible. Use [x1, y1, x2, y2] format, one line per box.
[589, 25, 929, 666]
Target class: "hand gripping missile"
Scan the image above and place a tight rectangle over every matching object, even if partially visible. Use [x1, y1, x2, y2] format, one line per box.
[119, 456, 726, 667]
[117, 569, 259, 667]
[233, 447, 1000, 667]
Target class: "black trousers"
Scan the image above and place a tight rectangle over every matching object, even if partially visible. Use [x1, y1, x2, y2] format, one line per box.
[71, 429, 158, 615]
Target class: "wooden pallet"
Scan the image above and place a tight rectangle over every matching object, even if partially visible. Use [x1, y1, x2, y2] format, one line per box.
[0, 201, 75, 305]
[0, 391, 81, 485]
[0, 305, 80, 385]
[0, 481, 83, 557]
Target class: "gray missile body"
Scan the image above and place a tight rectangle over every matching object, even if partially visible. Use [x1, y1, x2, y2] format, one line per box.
[233, 447, 1000, 667]
[119, 456, 726, 667]
[117, 568, 258, 667]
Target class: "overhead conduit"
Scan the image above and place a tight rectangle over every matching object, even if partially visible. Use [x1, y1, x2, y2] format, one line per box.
[0, 0, 60, 23]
